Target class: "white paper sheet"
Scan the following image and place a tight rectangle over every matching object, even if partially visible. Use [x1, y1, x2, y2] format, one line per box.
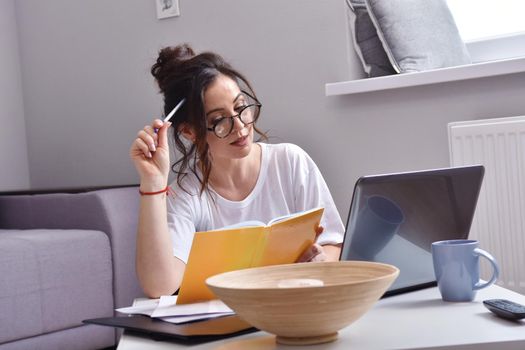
[115, 299, 159, 317]
[158, 312, 233, 324]
[115, 295, 234, 324]
[151, 295, 233, 318]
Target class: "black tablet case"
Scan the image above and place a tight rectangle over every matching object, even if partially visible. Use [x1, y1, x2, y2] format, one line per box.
[83, 314, 257, 344]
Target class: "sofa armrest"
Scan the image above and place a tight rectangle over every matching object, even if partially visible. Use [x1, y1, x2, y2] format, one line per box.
[0, 186, 143, 310]
[91, 187, 144, 309]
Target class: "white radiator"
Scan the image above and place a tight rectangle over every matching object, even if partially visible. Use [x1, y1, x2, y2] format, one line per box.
[448, 116, 525, 295]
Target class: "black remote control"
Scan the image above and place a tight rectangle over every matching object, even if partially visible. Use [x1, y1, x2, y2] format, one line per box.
[483, 299, 525, 320]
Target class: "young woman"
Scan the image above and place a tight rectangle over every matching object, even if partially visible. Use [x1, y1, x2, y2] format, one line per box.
[130, 44, 344, 298]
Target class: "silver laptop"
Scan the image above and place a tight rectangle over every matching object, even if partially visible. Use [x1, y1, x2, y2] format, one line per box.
[340, 165, 485, 296]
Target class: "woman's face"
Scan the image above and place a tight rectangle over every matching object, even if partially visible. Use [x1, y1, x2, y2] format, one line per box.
[203, 74, 255, 162]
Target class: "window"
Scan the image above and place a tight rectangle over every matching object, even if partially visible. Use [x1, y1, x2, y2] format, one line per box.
[446, 0, 525, 62]
[446, 0, 525, 41]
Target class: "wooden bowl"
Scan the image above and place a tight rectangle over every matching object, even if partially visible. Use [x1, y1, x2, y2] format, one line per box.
[206, 261, 399, 345]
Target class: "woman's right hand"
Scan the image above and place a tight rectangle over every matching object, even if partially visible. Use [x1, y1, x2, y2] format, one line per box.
[129, 119, 172, 188]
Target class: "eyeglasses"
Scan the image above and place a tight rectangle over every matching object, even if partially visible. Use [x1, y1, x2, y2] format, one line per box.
[206, 91, 262, 139]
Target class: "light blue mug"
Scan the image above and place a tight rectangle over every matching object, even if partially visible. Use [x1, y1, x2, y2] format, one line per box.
[431, 239, 499, 302]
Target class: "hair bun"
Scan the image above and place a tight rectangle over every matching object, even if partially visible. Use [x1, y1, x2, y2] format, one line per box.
[161, 44, 195, 63]
[151, 43, 195, 93]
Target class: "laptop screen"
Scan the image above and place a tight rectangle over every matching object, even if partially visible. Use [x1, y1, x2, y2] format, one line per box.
[340, 165, 484, 296]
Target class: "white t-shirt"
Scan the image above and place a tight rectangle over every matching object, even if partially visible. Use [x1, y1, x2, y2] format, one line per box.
[166, 142, 345, 263]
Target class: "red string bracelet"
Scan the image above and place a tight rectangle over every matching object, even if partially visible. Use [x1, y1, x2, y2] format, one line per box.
[139, 185, 170, 196]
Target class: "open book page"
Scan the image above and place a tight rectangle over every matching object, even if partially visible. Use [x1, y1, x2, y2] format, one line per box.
[266, 207, 324, 226]
[214, 220, 266, 230]
[210, 207, 324, 230]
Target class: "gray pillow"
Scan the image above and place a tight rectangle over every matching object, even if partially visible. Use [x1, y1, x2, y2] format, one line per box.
[365, 0, 471, 73]
[346, 0, 396, 77]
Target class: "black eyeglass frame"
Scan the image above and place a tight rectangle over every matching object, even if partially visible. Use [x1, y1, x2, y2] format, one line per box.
[205, 90, 262, 139]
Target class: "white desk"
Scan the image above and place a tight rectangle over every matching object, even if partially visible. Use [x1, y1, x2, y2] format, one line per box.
[117, 284, 525, 350]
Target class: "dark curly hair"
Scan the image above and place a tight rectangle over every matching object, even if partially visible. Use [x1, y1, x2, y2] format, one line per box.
[150, 43, 267, 195]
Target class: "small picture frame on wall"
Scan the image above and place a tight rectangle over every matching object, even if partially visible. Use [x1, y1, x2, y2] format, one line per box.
[156, 0, 180, 19]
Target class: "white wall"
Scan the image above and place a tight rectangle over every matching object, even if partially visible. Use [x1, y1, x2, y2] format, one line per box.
[0, 0, 30, 191]
[9, 0, 525, 219]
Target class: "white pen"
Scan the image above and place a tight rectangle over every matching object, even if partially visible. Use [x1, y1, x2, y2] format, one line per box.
[163, 98, 186, 123]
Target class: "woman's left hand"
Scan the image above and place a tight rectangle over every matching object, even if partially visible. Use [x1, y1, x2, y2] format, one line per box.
[296, 225, 327, 262]
[297, 242, 328, 262]
[296, 225, 342, 262]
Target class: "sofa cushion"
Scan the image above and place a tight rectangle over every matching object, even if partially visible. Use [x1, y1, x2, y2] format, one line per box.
[0, 229, 113, 344]
[346, 0, 396, 77]
[0, 324, 114, 350]
[365, 0, 471, 73]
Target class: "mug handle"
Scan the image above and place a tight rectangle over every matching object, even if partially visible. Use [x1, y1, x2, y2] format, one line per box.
[473, 248, 500, 290]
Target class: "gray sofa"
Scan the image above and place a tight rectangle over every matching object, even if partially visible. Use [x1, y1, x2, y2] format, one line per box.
[0, 186, 144, 350]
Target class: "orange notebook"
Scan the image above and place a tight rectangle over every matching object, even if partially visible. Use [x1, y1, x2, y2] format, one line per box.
[176, 207, 324, 304]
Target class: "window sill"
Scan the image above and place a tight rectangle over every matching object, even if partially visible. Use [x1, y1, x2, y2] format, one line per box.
[325, 56, 525, 96]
